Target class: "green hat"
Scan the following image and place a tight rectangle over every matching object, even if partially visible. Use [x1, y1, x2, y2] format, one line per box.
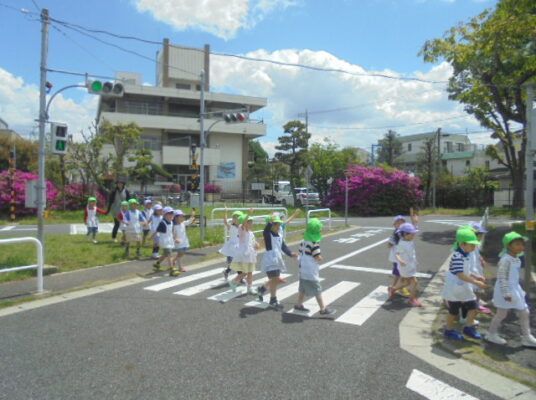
[128, 198, 139, 205]
[304, 218, 323, 242]
[232, 211, 243, 218]
[455, 228, 481, 246]
[503, 231, 527, 247]
[87, 196, 97, 202]
[121, 200, 129, 206]
[238, 214, 253, 225]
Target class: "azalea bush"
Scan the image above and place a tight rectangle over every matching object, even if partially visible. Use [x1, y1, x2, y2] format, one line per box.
[165, 184, 182, 193]
[204, 183, 223, 193]
[0, 170, 59, 215]
[324, 165, 423, 216]
[55, 182, 106, 211]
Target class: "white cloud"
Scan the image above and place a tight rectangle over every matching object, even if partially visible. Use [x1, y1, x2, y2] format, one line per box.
[134, 0, 299, 40]
[0, 68, 97, 141]
[209, 49, 495, 156]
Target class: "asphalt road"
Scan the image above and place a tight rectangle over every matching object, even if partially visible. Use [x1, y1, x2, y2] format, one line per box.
[0, 217, 513, 399]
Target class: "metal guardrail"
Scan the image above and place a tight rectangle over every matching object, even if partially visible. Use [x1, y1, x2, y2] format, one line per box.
[211, 207, 289, 240]
[306, 208, 332, 230]
[0, 237, 44, 293]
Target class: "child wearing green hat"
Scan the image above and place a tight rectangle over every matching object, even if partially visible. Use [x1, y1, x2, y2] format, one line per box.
[485, 232, 536, 347]
[219, 208, 244, 281]
[123, 198, 148, 258]
[228, 213, 259, 294]
[84, 196, 107, 244]
[257, 215, 298, 309]
[293, 218, 336, 315]
[442, 228, 487, 341]
[117, 200, 129, 246]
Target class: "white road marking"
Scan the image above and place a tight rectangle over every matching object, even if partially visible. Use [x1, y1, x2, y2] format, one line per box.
[144, 268, 223, 292]
[208, 274, 291, 303]
[331, 264, 433, 279]
[174, 271, 262, 296]
[69, 223, 114, 235]
[426, 220, 471, 228]
[285, 281, 359, 317]
[0, 226, 16, 231]
[244, 278, 325, 309]
[336, 285, 388, 326]
[406, 369, 479, 400]
[333, 237, 360, 244]
[320, 237, 390, 270]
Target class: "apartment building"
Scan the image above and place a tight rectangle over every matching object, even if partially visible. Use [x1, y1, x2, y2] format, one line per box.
[95, 40, 267, 192]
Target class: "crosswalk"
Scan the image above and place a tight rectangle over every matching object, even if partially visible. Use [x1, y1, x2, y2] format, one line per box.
[143, 263, 408, 327]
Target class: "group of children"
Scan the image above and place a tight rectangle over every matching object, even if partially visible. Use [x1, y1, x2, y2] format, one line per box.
[385, 209, 535, 348]
[86, 195, 535, 346]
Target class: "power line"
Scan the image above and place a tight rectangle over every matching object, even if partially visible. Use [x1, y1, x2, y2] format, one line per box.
[306, 115, 470, 131]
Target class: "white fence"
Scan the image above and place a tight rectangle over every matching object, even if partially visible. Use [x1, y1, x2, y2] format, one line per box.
[0, 237, 44, 293]
[211, 207, 289, 240]
[306, 208, 332, 230]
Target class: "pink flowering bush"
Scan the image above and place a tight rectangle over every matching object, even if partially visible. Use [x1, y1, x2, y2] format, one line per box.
[324, 165, 423, 216]
[55, 182, 106, 210]
[0, 170, 59, 216]
[204, 183, 223, 193]
[165, 184, 182, 193]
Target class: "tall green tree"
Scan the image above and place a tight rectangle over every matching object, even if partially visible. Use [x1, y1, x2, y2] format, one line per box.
[307, 139, 360, 201]
[97, 121, 142, 178]
[376, 130, 403, 166]
[247, 140, 270, 186]
[127, 148, 172, 193]
[275, 120, 311, 205]
[420, 0, 536, 208]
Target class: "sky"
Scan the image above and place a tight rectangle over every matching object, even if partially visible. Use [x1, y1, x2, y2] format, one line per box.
[0, 0, 499, 156]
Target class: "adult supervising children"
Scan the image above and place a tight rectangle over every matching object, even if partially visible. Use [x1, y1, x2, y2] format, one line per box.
[257, 215, 298, 309]
[293, 218, 336, 315]
[106, 178, 131, 242]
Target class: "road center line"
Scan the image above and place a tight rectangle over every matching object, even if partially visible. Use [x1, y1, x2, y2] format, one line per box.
[320, 237, 390, 270]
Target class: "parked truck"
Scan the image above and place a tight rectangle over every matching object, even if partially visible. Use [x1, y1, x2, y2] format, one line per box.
[261, 180, 321, 207]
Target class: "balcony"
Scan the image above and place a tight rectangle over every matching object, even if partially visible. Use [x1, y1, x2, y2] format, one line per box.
[162, 145, 220, 166]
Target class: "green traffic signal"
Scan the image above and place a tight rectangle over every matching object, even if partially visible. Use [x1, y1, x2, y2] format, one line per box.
[55, 140, 66, 151]
[91, 81, 103, 92]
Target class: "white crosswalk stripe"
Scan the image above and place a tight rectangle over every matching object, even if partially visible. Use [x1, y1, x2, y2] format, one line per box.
[244, 278, 325, 309]
[331, 264, 433, 279]
[336, 285, 389, 326]
[208, 274, 291, 303]
[406, 369, 479, 400]
[174, 271, 263, 296]
[285, 281, 360, 317]
[144, 268, 223, 292]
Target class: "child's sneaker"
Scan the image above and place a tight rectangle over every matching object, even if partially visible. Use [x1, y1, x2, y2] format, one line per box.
[257, 285, 267, 302]
[399, 287, 412, 297]
[408, 298, 423, 307]
[485, 332, 507, 345]
[278, 277, 287, 283]
[444, 329, 464, 340]
[153, 262, 161, 271]
[223, 270, 229, 281]
[521, 334, 536, 348]
[92, 239, 98, 244]
[463, 326, 482, 339]
[247, 287, 256, 295]
[293, 304, 310, 312]
[179, 266, 187, 272]
[269, 299, 284, 310]
[169, 268, 180, 277]
[229, 280, 237, 293]
[151, 253, 159, 259]
[478, 305, 492, 314]
[319, 308, 336, 315]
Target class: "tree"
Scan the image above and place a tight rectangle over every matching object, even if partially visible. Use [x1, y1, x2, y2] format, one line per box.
[420, 0, 536, 208]
[461, 167, 499, 208]
[247, 140, 270, 186]
[307, 139, 360, 202]
[127, 148, 172, 193]
[0, 135, 38, 173]
[274, 120, 311, 205]
[376, 130, 403, 166]
[97, 120, 142, 178]
[416, 137, 436, 207]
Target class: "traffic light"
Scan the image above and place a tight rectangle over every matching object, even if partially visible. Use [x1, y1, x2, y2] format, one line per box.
[50, 123, 68, 155]
[224, 112, 247, 123]
[86, 80, 124, 97]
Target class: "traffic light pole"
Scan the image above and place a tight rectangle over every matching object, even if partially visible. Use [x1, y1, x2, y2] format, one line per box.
[199, 70, 206, 242]
[37, 8, 49, 248]
[524, 83, 535, 288]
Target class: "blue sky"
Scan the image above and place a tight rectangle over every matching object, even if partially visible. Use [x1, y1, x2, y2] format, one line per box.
[0, 0, 498, 154]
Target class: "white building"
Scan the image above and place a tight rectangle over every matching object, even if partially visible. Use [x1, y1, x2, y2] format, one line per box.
[95, 40, 267, 193]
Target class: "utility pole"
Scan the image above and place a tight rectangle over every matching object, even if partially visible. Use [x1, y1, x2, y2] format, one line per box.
[432, 128, 441, 212]
[199, 69, 206, 242]
[524, 83, 535, 287]
[37, 8, 49, 247]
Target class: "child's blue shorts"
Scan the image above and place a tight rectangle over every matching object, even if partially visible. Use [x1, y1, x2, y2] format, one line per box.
[173, 247, 189, 253]
[392, 262, 400, 276]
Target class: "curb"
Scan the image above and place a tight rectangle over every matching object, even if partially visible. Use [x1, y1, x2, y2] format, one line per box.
[399, 257, 536, 399]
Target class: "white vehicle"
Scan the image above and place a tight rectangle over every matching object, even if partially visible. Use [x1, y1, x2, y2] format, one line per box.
[262, 181, 320, 207]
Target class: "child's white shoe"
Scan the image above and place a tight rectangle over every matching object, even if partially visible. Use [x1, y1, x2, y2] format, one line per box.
[521, 334, 536, 348]
[485, 332, 507, 345]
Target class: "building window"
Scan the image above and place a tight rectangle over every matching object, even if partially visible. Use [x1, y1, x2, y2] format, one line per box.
[485, 160, 490, 169]
[465, 160, 471, 167]
[195, 85, 201, 91]
[120, 100, 163, 115]
[457, 143, 465, 152]
[407, 143, 412, 152]
[446, 142, 453, 153]
[141, 136, 162, 151]
[176, 83, 191, 90]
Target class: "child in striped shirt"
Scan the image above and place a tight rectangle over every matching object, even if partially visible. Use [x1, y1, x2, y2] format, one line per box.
[293, 218, 335, 315]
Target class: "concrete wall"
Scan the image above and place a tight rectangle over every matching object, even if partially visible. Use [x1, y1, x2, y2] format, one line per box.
[208, 133, 244, 192]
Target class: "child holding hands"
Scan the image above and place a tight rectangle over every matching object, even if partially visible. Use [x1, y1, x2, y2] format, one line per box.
[485, 232, 536, 347]
[172, 209, 195, 273]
